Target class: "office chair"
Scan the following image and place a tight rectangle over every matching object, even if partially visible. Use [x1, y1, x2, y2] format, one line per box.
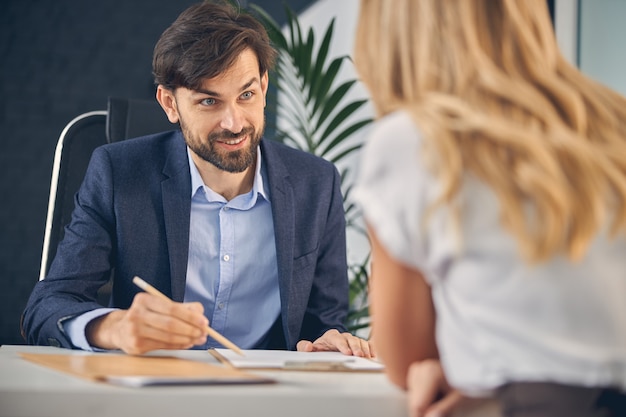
[39, 111, 108, 281]
[39, 97, 174, 282]
[106, 96, 175, 143]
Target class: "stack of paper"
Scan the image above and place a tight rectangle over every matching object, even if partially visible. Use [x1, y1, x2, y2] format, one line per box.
[213, 349, 385, 372]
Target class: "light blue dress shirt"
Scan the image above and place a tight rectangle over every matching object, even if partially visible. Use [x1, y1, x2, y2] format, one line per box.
[64, 146, 280, 350]
[185, 147, 280, 349]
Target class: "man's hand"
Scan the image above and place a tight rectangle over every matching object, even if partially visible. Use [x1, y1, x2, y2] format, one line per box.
[86, 292, 209, 355]
[406, 359, 464, 417]
[296, 329, 374, 358]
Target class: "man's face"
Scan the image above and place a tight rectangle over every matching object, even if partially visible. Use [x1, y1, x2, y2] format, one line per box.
[159, 48, 268, 173]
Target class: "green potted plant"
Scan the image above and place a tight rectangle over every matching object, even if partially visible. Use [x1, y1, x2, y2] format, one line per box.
[249, 3, 373, 335]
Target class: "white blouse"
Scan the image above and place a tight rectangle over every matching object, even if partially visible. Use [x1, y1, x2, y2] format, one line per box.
[354, 110, 626, 396]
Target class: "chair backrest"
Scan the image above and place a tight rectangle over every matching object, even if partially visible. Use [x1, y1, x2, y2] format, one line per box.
[39, 111, 108, 280]
[40, 97, 175, 280]
[106, 97, 175, 143]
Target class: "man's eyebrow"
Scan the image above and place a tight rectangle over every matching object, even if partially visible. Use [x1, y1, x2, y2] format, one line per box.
[240, 77, 259, 91]
[194, 77, 260, 97]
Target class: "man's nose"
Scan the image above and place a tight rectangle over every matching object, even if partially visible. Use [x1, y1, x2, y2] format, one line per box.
[219, 104, 244, 133]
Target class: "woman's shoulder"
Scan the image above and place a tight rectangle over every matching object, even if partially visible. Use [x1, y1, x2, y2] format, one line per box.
[364, 110, 422, 154]
[361, 110, 424, 170]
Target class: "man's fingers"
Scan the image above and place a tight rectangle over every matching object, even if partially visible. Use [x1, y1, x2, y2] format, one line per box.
[320, 332, 353, 355]
[296, 340, 314, 351]
[118, 326, 198, 355]
[184, 301, 206, 314]
[309, 329, 350, 354]
[133, 293, 208, 331]
[117, 293, 209, 353]
[342, 334, 374, 358]
[304, 330, 374, 358]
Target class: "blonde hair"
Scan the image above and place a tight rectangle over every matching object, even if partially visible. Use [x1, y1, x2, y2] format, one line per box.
[354, 0, 626, 262]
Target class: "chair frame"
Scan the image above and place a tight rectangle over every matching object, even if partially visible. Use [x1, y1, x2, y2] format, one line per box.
[39, 110, 108, 281]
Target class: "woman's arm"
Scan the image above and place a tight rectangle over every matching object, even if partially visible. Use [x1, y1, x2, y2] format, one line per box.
[368, 226, 438, 388]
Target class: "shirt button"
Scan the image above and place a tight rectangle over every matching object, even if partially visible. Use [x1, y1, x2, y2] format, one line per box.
[223, 206, 229, 211]
[223, 254, 230, 261]
[218, 303, 224, 309]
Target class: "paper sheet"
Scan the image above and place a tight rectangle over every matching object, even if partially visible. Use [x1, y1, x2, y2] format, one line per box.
[213, 349, 384, 371]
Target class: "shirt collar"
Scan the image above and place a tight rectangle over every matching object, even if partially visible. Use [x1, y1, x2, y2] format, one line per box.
[187, 146, 269, 203]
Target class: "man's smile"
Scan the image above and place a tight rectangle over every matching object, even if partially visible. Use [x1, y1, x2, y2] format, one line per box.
[216, 134, 248, 150]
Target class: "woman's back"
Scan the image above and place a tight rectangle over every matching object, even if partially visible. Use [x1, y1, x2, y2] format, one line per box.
[357, 109, 626, 395]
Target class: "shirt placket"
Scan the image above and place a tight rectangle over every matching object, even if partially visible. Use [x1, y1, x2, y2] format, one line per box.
[212, 205, 234, 335]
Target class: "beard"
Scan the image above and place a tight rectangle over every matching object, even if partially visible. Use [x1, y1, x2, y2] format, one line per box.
[180, 117, 264, 173]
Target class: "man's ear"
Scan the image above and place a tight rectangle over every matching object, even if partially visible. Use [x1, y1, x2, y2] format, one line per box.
[261, 71, 269, 107]
[156, 85, 180, 123]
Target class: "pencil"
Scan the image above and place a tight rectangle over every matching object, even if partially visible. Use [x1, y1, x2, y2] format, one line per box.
[132, 276, 245, 356]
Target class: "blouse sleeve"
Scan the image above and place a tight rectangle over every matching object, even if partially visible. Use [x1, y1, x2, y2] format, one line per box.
[354, 111, 434, 276]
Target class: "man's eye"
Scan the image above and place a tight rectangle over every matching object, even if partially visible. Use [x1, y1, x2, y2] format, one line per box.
[241, 91, 253, 100]
[200, 98, 216, 106]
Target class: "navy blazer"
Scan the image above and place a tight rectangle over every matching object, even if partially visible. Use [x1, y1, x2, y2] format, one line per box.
[23, 131, 349, 350]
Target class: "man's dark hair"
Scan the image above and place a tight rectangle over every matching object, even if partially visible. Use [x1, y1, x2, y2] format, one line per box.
[153, 1, 277, 90]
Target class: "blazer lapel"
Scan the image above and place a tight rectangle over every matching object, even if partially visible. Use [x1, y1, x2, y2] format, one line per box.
[161, 132, 191, 302]
[261, 140, 296, 346]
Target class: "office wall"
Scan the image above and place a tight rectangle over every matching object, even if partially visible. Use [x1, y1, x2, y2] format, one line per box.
[554, 0, 578, 64]
[0, 0, 314, 346]
[578, 0, 626, 95]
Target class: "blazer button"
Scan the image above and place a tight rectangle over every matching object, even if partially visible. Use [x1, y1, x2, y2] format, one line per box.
[47, 338, 61, 347]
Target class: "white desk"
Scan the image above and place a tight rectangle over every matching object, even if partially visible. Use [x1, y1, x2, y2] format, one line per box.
[0, 345, 407, 417]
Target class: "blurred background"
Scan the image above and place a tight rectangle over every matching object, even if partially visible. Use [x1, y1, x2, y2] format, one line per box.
[2, 0, 624, 347]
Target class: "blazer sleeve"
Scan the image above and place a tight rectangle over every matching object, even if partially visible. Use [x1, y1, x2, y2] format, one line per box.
[22, 146, 117, 348]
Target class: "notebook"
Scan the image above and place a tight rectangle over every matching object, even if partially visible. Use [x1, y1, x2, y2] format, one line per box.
[20, 352, 274, 387]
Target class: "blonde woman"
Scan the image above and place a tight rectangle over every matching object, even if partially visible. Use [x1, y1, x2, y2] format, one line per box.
[353, 1, 626, 416]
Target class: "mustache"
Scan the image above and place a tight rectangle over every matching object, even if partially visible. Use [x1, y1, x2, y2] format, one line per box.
[208, 126, 254, 142]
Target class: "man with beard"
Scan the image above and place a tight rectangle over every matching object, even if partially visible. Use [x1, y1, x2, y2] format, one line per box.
[22, 1, 372, 357]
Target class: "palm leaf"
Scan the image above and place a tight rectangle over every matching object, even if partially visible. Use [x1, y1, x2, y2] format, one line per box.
[321, 118, 371, 159]
[316, 79, 357, 128]
[307, 18, 335, 106]
[319, 99, 369, 142]
[310, 56, 344, 116]
[248, 5, 288, 51]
